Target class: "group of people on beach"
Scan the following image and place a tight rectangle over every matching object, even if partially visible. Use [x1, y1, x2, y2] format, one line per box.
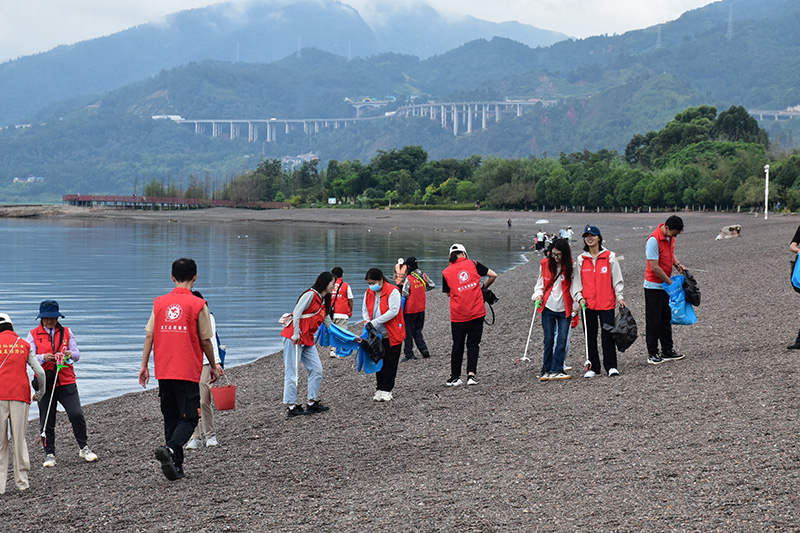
[1, 215, 688, 487]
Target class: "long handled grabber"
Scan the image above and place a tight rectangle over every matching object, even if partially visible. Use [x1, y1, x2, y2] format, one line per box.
[295, 343, 300, 391]
[38, 352, 68, 446]
[581, 302, 591, 373]
[515, 300, 540, 365]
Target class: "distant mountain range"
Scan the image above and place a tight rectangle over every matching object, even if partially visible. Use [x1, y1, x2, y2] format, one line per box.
[0, 0, 566, 125]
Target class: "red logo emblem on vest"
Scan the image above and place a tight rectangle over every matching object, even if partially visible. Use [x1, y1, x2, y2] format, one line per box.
[458, 270, 470, 283]
[600, 266, 608, 274]
[165, 304, 183, 322]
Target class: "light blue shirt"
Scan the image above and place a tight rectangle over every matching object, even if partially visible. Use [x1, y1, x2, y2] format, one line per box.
[644, 235, 668, 290]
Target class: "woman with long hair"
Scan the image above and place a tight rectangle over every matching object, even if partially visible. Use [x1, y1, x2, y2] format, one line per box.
[280, 272, 334, 418]
[532, 238, 575, 381]
[362, 268, 405, 401]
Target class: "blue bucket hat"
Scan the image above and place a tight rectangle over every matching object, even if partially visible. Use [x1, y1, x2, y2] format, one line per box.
[37, 300, 65, 319]
[582, 225, 602, 237]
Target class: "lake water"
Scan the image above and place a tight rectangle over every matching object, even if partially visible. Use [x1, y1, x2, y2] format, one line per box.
[0, 216, 529, 412]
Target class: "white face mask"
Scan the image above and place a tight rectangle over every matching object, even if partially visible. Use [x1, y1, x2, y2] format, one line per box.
[369, 283, 381, 292]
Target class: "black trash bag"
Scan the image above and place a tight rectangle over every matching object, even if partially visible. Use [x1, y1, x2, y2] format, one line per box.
[683, 269, 701, 307]
[602, 306, 638, 353]
[363, 322, 385, 364]
[31, 369, 56, 394]
[482, 289, 499, 305]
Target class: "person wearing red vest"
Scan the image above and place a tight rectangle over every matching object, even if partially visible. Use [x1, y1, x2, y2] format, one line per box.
[362, 268, 405, 401]
[0, 313, 45, 494]
[328, 266, 354, 358]
[400, 256, 436, 362]
[644, 216, 685, 364]
[442, 244, 497, 387]
[281, 272, 334, 418]
[532, 239, 575, 381]
[27, 299, 98, 467]
[139, 258, 222, 481]
[571, 226, 625, 378]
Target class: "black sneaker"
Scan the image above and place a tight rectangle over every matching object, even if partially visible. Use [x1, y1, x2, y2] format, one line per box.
[402, 354, 417, 362]
[285, 405, 309, 418]
[647, 353, 664, 365]
[154, 446, 181, 481]
[661, 350, 685, 361]
[306, 401, 330, 414]
[421, 350, 431, 359]
[788, 342, 800, 350]
[445, 376, 463, 387]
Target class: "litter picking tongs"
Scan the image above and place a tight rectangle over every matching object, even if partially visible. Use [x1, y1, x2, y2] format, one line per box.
[581, 302, 591, 372]
[38, 352, 69, 446]
[515, 300, 540, 365]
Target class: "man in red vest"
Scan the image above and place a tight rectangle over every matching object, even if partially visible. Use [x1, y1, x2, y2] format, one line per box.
[328, 267, 354, 358]
[139, 258, 222, 480]
[644, 216, 686, 364]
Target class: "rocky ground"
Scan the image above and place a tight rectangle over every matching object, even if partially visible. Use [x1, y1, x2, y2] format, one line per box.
[2, 208, 800, 531]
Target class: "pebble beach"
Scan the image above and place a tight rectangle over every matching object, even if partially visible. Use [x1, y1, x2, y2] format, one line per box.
[2, 206, 799, 531]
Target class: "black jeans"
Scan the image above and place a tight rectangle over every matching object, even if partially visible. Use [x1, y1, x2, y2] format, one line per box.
[403, 311, 429, 356]
[158, 379, 200, 469]
[585, 308, 617, 373]
[450, 317, 484, 379]
[644, 288, 673, 355]
[376, 340, 401, 392]
[38, 383, 88, 455]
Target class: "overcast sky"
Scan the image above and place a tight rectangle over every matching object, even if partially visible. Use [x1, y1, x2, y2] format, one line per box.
[0, 0, 714, 63]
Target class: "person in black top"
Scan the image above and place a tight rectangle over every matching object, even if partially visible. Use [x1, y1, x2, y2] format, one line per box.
[788, 225, 800, 349]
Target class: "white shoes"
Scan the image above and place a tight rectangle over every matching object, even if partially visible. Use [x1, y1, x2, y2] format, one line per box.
[584, 370, 597, 378]
[186, 438, 203, 450]
[563, 365, 573, 371]
[373, 390, 392, 401]
[205, 436, 219, 447]
[79, 446, 98, 462]
[43, 454, 56, 467]
[608, 368, 620, 377]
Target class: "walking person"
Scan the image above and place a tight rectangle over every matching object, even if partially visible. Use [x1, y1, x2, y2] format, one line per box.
[328, 267, 354, 358]
[28, 300, 98, 467]
[185, 291, 222, 450]
[0, 313, 45, 494]
[532, 239, 575, 381]
[442, 243, 497, 386]
[139, 258, 223, 480]
[572, 226, 625, 378]
[280, 272, 334, 418]
[401, 257, 435, 361]
[643, 215, 686, 363]
[787, 224, 800, 349]
[362, 268, 405, 401]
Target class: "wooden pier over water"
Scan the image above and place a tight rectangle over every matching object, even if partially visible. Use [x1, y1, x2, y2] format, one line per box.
[62, 194, 289, 210]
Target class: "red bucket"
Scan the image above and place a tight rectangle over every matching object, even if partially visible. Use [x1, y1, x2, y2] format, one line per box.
[211, 385, 236, 411]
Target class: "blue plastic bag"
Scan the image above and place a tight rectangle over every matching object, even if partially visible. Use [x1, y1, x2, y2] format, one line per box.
[792, 254, 800, 292]
[663, 275, 697, 325]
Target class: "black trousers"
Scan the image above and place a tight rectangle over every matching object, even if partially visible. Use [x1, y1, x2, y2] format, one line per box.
[450, 317, 484, 379]
[158, 379, 200, 469]
[38, 382, 88, 455]
[403, 311, 429, 356]
[644, 288, 673, 355]
[376, 340, 401, 392]
[585, 308, 617, 373]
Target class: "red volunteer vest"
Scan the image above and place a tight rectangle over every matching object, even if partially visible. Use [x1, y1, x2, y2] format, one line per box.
[331, 279, 351, 316]
[404, 271, 429, 314]
[580, 251, 616, 311]
[153, 287, 207, 382]
[394, 264, 408, 286]
[364, 284, 405, 346]
[645, 224, 675, 284]
[538, 258, 574, 318]
[281, 290, 326, 346]
[0, 330, 33, 403]
[443, 257, 486, 323]
[31, 323, 76, 386]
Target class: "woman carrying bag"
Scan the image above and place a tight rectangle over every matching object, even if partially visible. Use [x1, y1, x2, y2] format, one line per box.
[571, 226, 626, 378]
[362, 268, 405, 402]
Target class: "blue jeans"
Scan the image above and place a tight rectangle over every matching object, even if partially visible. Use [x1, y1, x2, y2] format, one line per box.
[541, 308, 570, 374]
[282, 338, 323, 404]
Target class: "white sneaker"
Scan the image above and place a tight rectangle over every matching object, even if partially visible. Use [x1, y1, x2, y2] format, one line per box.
[43, 454, 56, 467]
[563, 365, 573, 371]
[373, 390, 384, 401]
[205, 436, 219, 447]
[186, 438, 203, 450]
[383, 391, 393, 401]
[608, 368, 620, 377]
[550, 372, 571, 380]
[584, 370, 597, 378]
[79, 446, 98, 462]
[329, 352, 339, 358]
[467, 376, 478, 385]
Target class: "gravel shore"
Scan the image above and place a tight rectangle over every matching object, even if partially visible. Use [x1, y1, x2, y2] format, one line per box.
[3, 207, 800, 531]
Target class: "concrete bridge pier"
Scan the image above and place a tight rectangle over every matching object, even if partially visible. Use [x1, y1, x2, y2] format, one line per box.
[495, 104, 501, 122]
[482, 105, 488, 130]
[467, 105, 473, 134]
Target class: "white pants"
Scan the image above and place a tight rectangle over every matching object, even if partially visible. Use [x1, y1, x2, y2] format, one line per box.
[0, 400, 31, 494]
[190, 365, 215, 440]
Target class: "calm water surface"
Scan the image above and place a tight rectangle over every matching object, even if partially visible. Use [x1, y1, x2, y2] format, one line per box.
[0, 217, 529, 410]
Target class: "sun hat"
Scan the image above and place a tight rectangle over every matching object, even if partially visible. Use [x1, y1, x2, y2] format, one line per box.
[449, 243, 467, 255]
[0, 313, 12, 326]
[36, 300, 65, 319]
[582, 225, 601, 237]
